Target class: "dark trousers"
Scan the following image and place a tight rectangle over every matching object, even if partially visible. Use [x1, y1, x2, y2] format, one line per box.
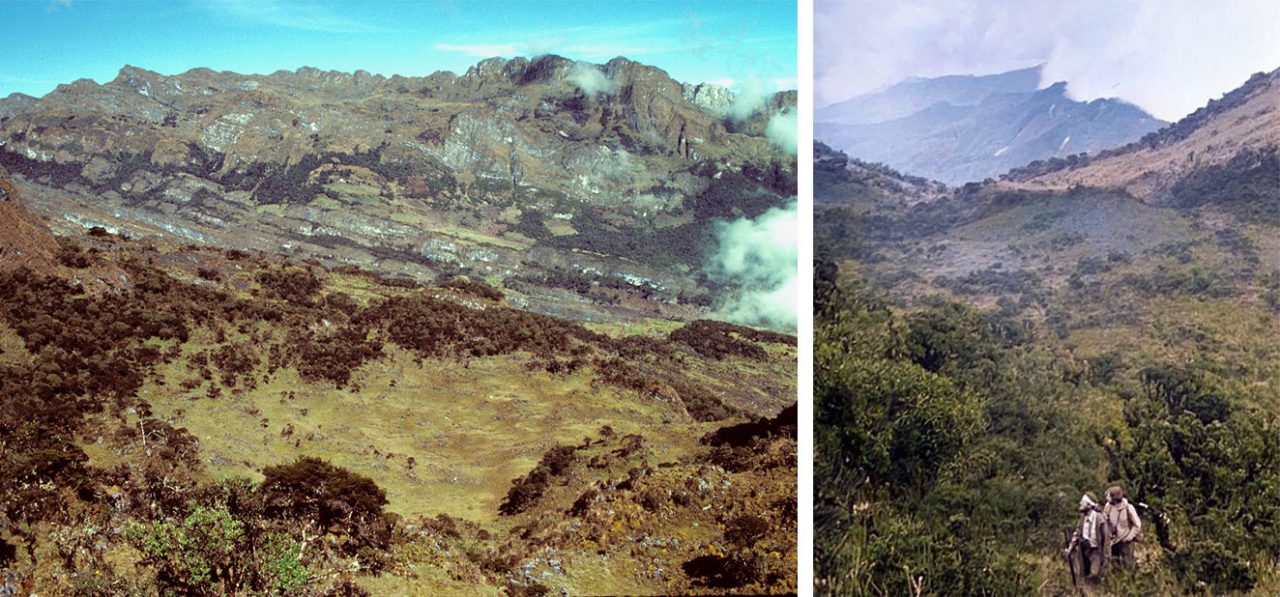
[1110, 540, 1135, 566]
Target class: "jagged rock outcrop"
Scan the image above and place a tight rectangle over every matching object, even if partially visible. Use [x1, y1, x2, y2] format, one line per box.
[682, 82, 734, 113]
[0, 56, 797, 324]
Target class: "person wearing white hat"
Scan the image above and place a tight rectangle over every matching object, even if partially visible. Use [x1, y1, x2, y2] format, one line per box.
[1075, 494, 1105, 579]
[1071, 493, 1106, 580]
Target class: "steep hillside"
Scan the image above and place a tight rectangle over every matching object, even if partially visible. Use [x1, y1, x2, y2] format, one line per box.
[815, 69, 1164, 185]
[0, 56, 796, 325]
[815, 74, 1279, 595]
[814, 141, 947, 208]
[0, 219, 796, 594]
[1004, 69, 1280, 208]
[0, 165, 58, 270]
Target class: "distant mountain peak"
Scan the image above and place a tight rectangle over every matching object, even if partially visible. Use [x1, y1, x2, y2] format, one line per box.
[115, 64, 156, 79]
[816, 67, 1165, 184]
[817, 66, 1048, 127]
[900, 64, 1044, 87]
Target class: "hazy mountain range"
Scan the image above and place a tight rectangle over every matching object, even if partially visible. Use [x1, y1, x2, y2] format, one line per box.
[816, 66, 1166, 184]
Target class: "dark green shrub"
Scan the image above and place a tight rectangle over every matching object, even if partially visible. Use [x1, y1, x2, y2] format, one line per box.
[260, 457, 390, 552]
[1170, 540, 1257, 594]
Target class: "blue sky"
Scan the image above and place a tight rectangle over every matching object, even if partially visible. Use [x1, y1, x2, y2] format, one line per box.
[1, 0, 796, 98]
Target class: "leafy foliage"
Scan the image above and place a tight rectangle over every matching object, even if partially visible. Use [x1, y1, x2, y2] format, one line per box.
[261, 457, 392, 554]
[1106, 366, 1279, 593]
[127, 506, 247, 592]
[816, 252, 1279, 595]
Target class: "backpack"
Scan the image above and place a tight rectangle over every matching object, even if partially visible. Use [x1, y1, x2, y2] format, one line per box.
[1124, 501, 1143, 542]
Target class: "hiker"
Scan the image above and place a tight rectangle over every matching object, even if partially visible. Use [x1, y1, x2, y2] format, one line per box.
[1102, 485, 1141, 566]
[1078, 494, 1106, 577]
[1065, 493, 1106, 589]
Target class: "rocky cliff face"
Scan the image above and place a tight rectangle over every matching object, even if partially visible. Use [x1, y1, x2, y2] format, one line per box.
[815, 68, 1165, 185]
[0, 56, 796, 324]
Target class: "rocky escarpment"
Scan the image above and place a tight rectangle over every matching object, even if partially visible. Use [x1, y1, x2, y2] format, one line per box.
[0, 56, 796, 324]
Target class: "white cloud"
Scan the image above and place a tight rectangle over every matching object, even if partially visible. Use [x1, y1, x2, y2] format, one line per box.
[723, 75, 772, 121]
[708, 202, 798, 332]
[766, 110, 797, 155]
[568, 62, 618, 96]
[816, 0, 1280, 121]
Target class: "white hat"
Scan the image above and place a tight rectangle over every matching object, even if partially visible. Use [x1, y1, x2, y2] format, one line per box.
[1079, 494, 1097, 510]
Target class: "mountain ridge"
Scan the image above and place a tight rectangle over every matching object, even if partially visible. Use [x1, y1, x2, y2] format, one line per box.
[816, 65, 1045, 124]
[815, 67, 1165, 185]
[0, 55, 797, 329]
[1002, 68, 1280, 205]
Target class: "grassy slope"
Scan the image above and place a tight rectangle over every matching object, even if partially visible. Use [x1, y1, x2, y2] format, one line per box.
[850, 189, 1277, 392]
[0, 230, 795, 595]
[137, 349, 681, 522]
[820, 181, 1278, 593]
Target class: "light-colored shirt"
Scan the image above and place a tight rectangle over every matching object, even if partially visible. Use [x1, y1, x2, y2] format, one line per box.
[1103, 498, 1141, 543]
[1081, 510, 1102, 547]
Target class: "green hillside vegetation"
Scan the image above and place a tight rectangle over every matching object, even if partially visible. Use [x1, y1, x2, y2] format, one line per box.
[815, 267, 1279, 596]
[0, 231, 797, 595]
[815, 139, 1279, 595]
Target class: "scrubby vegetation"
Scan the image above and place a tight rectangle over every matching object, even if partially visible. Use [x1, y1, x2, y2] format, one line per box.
[816, 115, 1278, 593]
[815, 263, 1279, 595]
[668, 319, 792, 361]
[1166, 146, 1280, 224]
[0, 231, 796, 594]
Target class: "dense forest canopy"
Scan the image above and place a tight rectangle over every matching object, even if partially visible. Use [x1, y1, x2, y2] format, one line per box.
[815, 72, 1279, 590]
[815, 254, 1279, 595]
